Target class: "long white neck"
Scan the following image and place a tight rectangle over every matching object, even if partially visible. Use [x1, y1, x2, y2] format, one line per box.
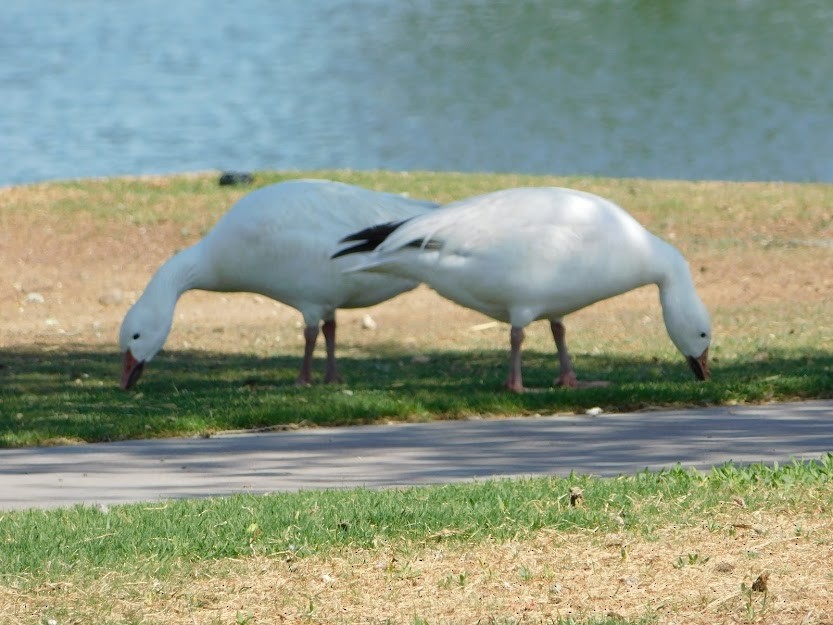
[653, 238, 697, 306]
[652, 237, 711, 356]
[138, 244, 206, 314]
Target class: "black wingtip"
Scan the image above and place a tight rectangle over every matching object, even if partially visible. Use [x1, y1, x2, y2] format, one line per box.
[338, 220, 407, 244]
[332, 220, 408, 258]
[332, 241, 379, 259]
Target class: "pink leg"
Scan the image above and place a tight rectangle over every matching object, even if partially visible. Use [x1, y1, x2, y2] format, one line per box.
[551, 320, 578, 388]
[296, 324, 319, 385]
[321, 319, 343, 384]
[505, 326, 525, 393]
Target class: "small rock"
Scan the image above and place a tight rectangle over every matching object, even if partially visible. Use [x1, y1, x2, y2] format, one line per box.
[585, 406, 603, 416]
[361, 314, 377, 330]
[24, 292, 45, 304]
[98, 288, 124, 306]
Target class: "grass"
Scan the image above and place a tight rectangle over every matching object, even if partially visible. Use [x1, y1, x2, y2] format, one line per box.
[1, 458, 831, 623]
[1, 347, 832, 447]
[3, 456, 829, 580]
[0, 466, 700, 578]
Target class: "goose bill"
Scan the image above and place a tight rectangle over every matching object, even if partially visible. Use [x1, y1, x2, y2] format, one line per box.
[121, 349, 145, 390]
[687, 348, 710, 381]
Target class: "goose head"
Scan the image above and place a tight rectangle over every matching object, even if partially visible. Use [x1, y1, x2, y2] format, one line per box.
[118, 300, 173, 390]
[661, 288, 712, 381]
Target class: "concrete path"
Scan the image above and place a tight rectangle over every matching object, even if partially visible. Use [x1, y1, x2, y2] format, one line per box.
[2, 400, 832, 511]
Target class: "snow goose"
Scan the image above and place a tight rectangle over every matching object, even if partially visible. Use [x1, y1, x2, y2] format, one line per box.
[334, 186, 712, 392]
[119, 179, 438, 389]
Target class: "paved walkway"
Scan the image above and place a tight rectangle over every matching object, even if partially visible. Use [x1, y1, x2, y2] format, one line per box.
[2, 400, 832, 510]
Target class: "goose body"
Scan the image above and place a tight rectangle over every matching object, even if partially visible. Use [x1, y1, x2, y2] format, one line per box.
[119, 179, 438, 389]
[336, 186, 711, 391]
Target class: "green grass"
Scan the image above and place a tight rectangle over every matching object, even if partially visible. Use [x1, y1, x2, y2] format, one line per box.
[20, 168, 833, 232]
[2, 456, 831, 582]
[2, 346, 832, 447]
[22, 169, 613, 225]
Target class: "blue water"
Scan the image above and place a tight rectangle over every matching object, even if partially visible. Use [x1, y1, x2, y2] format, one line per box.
[2, 1, 832, 186]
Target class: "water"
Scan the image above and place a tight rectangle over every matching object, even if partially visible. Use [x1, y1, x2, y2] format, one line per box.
[2, 1, 832, 187]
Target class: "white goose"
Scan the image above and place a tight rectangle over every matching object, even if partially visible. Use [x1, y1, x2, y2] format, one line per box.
[335, 186, 712, 392]
[119, 179, 437, 389]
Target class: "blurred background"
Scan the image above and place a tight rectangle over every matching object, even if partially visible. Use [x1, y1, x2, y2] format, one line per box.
[1, 0, 831, 186]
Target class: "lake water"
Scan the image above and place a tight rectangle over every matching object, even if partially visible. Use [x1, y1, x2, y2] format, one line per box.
[2, 1, 832, 186]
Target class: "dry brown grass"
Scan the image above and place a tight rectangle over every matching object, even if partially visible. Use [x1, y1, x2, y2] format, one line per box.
[3, 508, 831, 624]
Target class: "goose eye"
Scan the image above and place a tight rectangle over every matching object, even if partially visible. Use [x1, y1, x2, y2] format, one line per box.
[133, 333, 141, 340]
[700, 332, 707, 338]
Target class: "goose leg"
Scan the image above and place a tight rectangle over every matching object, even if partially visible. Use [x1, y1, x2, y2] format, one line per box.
[550, 320, 578, 388]
[297, 324, 319, 385]
[505, 326, 525, 393]
[321, 319, 343, 383]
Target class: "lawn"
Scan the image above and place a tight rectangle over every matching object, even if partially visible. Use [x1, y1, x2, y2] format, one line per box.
[1, 459, 832, 623]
